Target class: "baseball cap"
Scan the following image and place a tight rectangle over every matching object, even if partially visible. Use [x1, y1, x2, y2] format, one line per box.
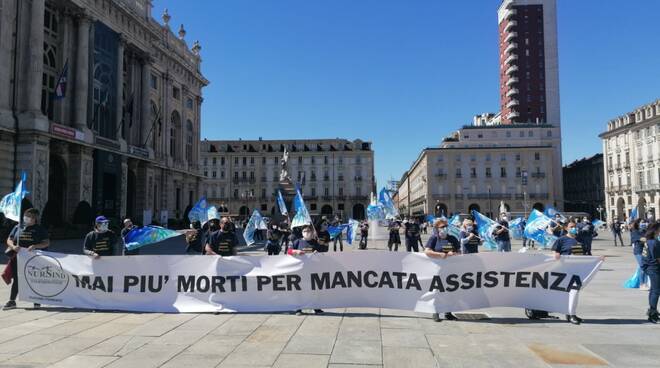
[95, 216, 109, 223]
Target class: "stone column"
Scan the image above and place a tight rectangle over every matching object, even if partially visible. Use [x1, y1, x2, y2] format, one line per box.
[116, 34, 125, 141]
[74, 14, 91, 131]
[140, 56, 152, 148]
[120, 158, 128, 218]
[26, 0, 46, 113]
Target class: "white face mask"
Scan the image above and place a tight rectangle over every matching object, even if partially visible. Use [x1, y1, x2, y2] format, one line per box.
[302, 231, 313, 241]
[502, 217, 508, 221]
[98, 223, 109, 232]
[437, 228, 448, 238]
[23, 216, 34, 226]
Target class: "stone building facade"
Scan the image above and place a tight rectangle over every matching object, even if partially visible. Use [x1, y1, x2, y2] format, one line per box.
[563, 154, 605, 219]
[397, 123, 562, 218]
[0, 0, 207, 227]
[600, 99, 660, 221]
[199, 139, 375, 220]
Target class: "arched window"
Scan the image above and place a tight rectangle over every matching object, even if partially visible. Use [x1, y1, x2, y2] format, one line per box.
[41, 4, 59, 121]
[186, 119, 194, 162]
[170, 111, 181, 159]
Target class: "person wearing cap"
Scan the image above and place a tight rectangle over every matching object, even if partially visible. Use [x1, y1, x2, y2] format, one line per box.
[3, 208, 49, 310]
[424, 218, 460, 321]
[83, 216, 119, 258]
[288, 224, 327, 315]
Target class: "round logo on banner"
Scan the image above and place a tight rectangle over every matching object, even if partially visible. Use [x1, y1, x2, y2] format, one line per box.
[24, 254, 70, 298]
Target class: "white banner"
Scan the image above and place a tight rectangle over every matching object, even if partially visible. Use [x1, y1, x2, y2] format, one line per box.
[17, 250, 602, 314]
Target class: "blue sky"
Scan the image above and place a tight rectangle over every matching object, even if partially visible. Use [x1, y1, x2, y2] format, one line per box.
[153, 0, 660, 187]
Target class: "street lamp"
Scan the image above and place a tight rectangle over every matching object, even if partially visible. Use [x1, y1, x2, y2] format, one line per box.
[596, 205, 604, 220]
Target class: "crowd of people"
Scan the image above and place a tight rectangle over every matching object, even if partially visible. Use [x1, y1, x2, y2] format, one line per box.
[1, 208, 658, 324]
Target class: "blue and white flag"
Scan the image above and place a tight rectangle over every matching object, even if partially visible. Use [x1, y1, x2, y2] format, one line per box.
[378, 188, 398, 219]
[471, 210, 499, 250]
[544, 206, 566, 221]
[243, 209, 267, 245]
[448, 214, 462, 239]
[346, 219, 360, 245]
[328, 224, 348, 240]
[188, 197, 209, 224]
[367, 203, 386, 221]
[0, 172, 29, 222]
[277, 190, 288, 216]
[54, 60, 68, 99]
[630, 207, 638, 222]
[524, 209, 559, 249]
[425, 215, 435, 224]
[124, 226, 182, 251]
[207, 206, 220, 223]
[592, 219, 606, 228]
[509, 217, 524, 239]
[291, 189, 312, 228]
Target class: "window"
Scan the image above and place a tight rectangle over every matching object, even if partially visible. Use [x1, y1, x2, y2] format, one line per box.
[500, 154, 506, 161]
[234, 157, 238, 165]
[172, 86, 180, 99]
[233, 172, 238, 179]
[534, 152, 540, 160]
[233, 189, 238, 199]
[470, 168, 477, 178]
[250, 157, 254, 165]
[298, 156, 303, 164]
[519, 131, 524, 137]
[339, 187, 343, 196]
[500, 167, 507, 178]
[204, 171, 208, 177]
[243, 157, 247, 165]
[311, 203, 317, 211]
[150, 74, 158, 89]
[311, 188, 316, 196]
[506, 131, 511, 138]
[212, 157, 216, 165]
[242, 171, 246, 179]
[186, 98, 193, 109]
[528, 130, 533, 137]
[220, 171, 225, 179]
[212, 171, 216, 178]
[169, 111, 181, 158]
[41, 7, 59, 121]
[486, 153, 491, 161]
[262, 157, 266, 164]
[546, 130, 551, 137]
[516, 167, 521, 177]
[485, 168, 492, 178]
[186, 120, 193, 162]
[221, 157, 225, 165]
[311, 156, 315, 164]
[515, 153, 521, 161]
[324, 188, 330, 196]
[456, 168, 462, 178]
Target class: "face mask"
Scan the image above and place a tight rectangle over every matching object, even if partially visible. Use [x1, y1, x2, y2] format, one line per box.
[502, 217, 508, 221]
[98, 223, 109, 232]
[583, 218, 588, 223]
[437, 228, 447, 237]
[568, 228, 577, 235]
[302, 231, 313, 241]
[23, 216, 34, 226]
[466, 226, 474, 232]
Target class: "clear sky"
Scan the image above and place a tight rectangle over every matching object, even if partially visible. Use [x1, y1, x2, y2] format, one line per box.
[152, 0, 660, 188]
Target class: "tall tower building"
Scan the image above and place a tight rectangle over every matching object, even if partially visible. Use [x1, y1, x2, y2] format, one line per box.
[498, 0, 560, 125]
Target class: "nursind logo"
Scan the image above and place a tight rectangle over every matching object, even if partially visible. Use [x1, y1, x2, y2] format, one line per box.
[24, 254, 69, 297]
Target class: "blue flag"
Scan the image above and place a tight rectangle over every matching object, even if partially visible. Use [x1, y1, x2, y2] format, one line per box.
[447, 214, 462, 239]
[291, 189, 312, 228]
[509, 217, 524, 239]
[367, 203, 385, 221]
[346, 219, 360, 245]
[544, 206, 566, 221]
[243, 209, 267, 245]
[188, 197, 209, 224]
[630, 207, 638, 222]
[328, 224, 348, 239]
[623, 268, 643, 289]
[592, 219, 606, 228]
[425, 215, 435, 224]
[0, 172, 29, 222]
[524, 209, 558, 249]
[277, 190, 288, 216]
[207, 206, 220, 223]
[378, 188, 398, 219]
[471, 210, 498, 250]
[124, 226, 182, 251]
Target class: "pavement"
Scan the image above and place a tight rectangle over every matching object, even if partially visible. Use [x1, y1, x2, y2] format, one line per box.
[0, 231, 658, 367]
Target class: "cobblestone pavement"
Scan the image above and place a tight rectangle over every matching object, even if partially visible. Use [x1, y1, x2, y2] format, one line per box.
[0, 232, 658, 367]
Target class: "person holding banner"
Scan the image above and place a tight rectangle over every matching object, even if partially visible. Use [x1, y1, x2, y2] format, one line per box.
[121, 219, 139, 256]
[316, 216, 331, 250]
[641, 222, 660, 323]
[493, 213, 511, 252]
[459, 219, 481, 254]
[266, 224, 282, 255]
[387, 220, 402, 251]
[404, 218, 422, 252]
[551, 221, 587, 325]
[185, 221, 204, 255]
[424, 218, 460, 322]
[3, 208, 49, 310]
[288, 224, 327, 315]
[83, 216, 118, 258]
[205, 218, 237, 257]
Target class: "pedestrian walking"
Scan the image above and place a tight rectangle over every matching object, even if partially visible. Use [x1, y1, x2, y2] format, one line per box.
[641, 222, 660, 323]
[630, 219, 650, 290]
[612, 220, 624, 246]
[2, 208, 49, 310]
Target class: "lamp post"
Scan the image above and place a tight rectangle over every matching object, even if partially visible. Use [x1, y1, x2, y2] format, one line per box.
[596, 205, 604, 220]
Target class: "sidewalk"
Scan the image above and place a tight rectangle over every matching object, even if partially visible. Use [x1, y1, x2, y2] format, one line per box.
[0, 232, 657, 367]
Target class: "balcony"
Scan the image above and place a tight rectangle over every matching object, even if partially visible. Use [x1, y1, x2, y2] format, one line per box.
[354, 176, 363, 182]
[504, 31, 517, 43]
[232, 178, 256, 185]
[349, 195, 368, 201]
[504, 20, 517, 32]
[310, 176, 317, 182]
[505, 77, 519, 86]
[637, 184, 660, 192]
[506, 99, 519, 109]
[504, 42, 518, 55]
[531, 172, 546, 178]
[335, 195, 346, 200]
[504, 8, 517, 19]
[338, 176, 344, 181]
[322, 196, 332, 201]
[506, 111, 520, 119]
[504, 53, 518, 65]
[436, 173, 447, 178]
[506, 88, 519, 98]
[454, 194, 464, 199]
[505, 65, 518, 75]
[433, 194, 451, 200]
[608, 185, 631, 193]
[455, 174, 462, 178]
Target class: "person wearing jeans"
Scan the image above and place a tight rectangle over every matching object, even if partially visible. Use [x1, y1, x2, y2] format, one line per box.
[641, 222, 660, 323]
[493, 213, 511, 252]
[631, 219, 649, 289]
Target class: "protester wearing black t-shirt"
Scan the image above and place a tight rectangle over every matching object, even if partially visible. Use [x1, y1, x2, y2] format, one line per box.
[121, 218, 139, 255]
[185, 220, 204, 254]
[3, 208, 49, 310]
[424, 218, 460, 322]
[206, 218, 237, 257]
[404, 219, 421, 252]
[459, 219, 481, 254]
[83, 216, 118, 258]
[288, 225, 326, 315]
